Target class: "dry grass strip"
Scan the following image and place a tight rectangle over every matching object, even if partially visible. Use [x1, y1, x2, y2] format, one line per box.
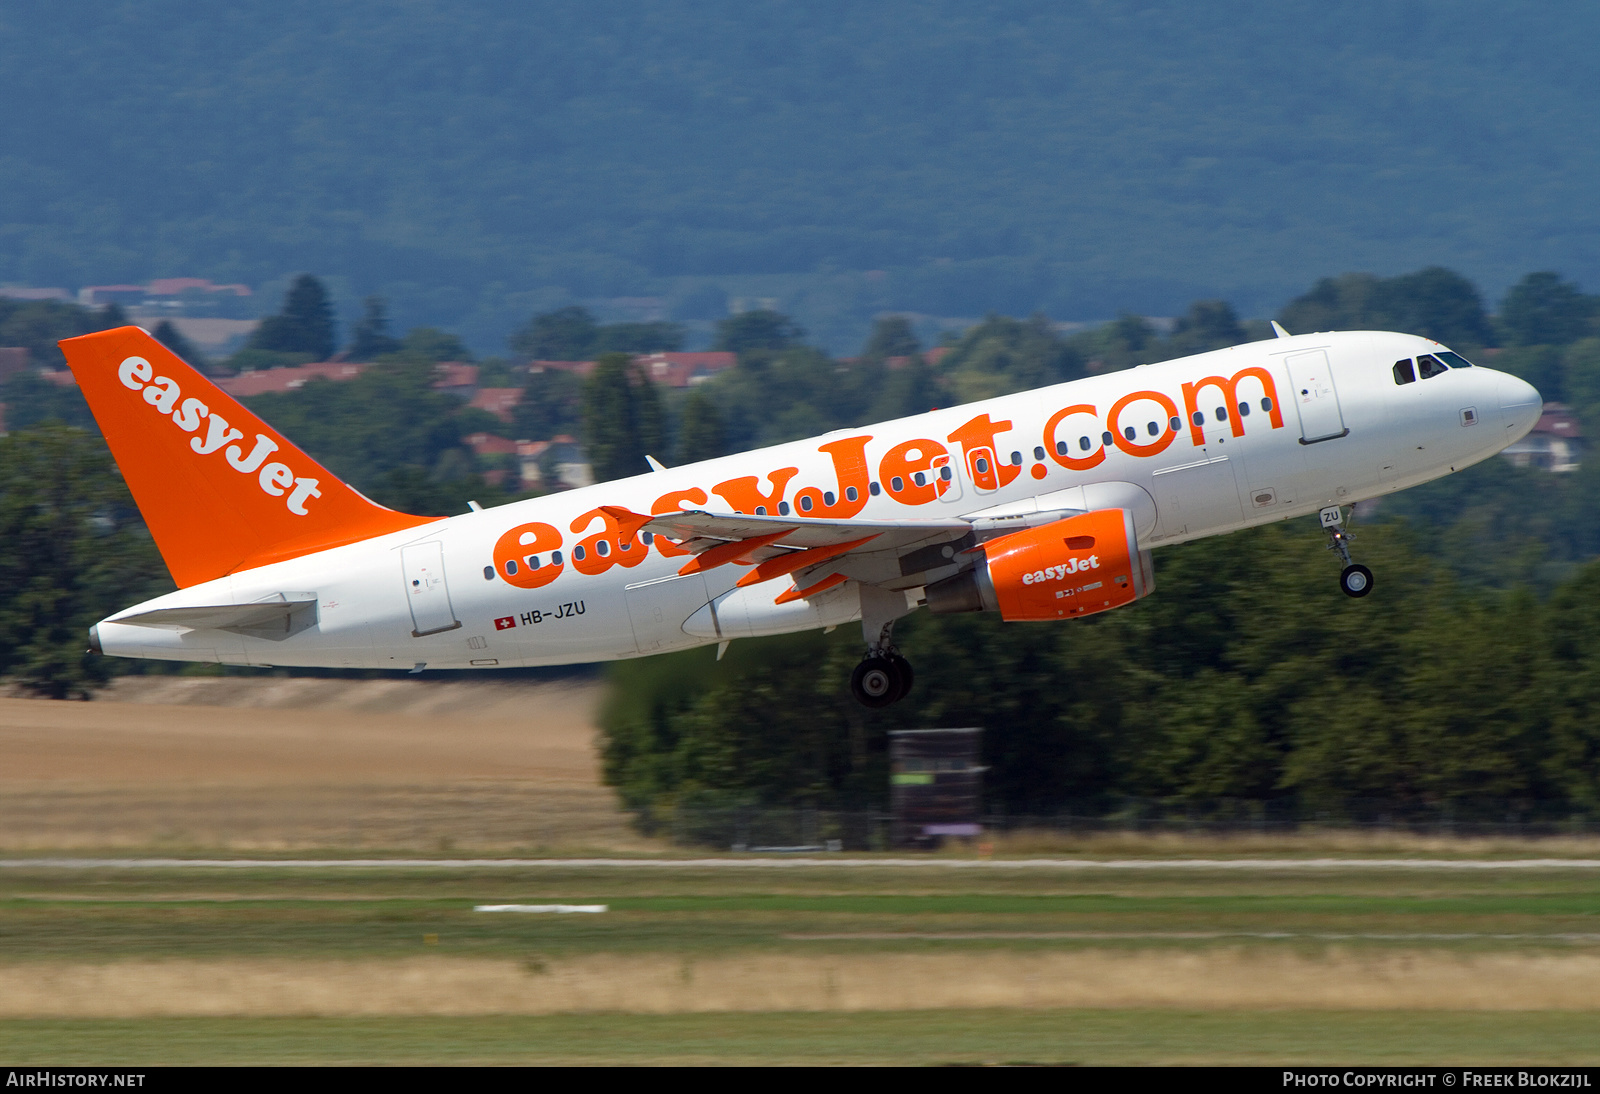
[5, 949, 1600, 1016]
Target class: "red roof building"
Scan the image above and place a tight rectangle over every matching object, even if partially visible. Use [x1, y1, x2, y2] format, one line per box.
[470, 387, 522, 422]
[528, 359, 596, 377]
[463, 432, 519, 457]
[432, 362, 479, 394]
[635, 351, 737, 387]
[215, 362, 369, 398]
[1502, 402, 1585, 472]
[0, 348, 30, 381]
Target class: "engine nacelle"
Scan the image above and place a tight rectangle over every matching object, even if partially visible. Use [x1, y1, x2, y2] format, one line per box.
[926, 508, 1154, 621]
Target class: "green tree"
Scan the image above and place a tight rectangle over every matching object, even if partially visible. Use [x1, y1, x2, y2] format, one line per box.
[935, 313, 1081, 403]
[0, 370, 95, 431]
[240, 360, 503, 514]
[1279, 267, 1492, 348]
[867, 354, 947, 422]
[860, 316, 921, 361]
[247, 274, 337, 360]
[512, 306, 599, 360]
[347, 296, 401, 360]
[0, 299, 125, 369]
[713, 310, 804, 356]
[675, 386, 727, 464]
[594, 321, 685, 354]
[1500, 272, 1595, 347]
[0, 426, 170, 698]
[512, 369, 586, 442]
[1562, 338, 1600, 417]
[1166, 300, 1246, 355]
[390, 326, 471, 363]
[633, 360, 666, 462]
[581, 352, 653, 482]
[152, 320, 205, 370]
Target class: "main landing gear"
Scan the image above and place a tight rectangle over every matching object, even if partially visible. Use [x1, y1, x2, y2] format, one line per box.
[1321, 505, 1374, 598]
[850, 584, 918, 708]
[851, 650, 914, 708]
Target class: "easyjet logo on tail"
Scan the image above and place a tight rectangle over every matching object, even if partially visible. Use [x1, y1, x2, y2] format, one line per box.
[116, 356, 322, 516]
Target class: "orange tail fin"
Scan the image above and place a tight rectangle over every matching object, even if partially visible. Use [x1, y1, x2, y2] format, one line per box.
[60, 326, 438, 587]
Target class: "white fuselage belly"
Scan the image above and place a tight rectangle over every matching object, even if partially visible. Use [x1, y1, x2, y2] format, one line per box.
[95, 331, 1541, 670]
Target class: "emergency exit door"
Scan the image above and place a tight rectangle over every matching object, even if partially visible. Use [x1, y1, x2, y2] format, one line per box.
[1284, 350, 1349, 444]
[402, 541, 460, 637]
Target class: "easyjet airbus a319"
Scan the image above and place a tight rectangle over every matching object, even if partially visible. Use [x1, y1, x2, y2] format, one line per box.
[63, 324, 1540, 706]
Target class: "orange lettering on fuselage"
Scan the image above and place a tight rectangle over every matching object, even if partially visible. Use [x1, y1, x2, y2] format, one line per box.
[947, 413, 1020, 491]
[1107, 389, 1180, 458]
[1181, 367, 1284, 445]
[878, 439, 948, 505]
[792, 435, 873, 517]
[649, 487, 709, 557]
[569, 507, 649, 575]
[1042, 404, 1106, 471]
[493, 522, 565, 589]
[712, 467, 800, 516]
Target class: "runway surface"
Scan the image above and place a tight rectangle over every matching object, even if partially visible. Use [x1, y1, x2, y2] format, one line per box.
[4, 857, 1600, 869]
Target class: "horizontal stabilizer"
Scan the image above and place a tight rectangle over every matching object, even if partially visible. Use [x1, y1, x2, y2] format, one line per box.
[110, 594, 318, 641]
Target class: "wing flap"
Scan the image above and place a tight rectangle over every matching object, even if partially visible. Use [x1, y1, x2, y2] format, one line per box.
[645, 509, 971, 551]
[622, 507, 982, 600]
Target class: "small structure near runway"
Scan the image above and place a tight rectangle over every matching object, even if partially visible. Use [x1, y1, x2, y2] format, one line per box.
[889, 728, 985, 848]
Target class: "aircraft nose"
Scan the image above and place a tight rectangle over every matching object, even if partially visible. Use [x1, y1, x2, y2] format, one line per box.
[1496, 373, 1542, 439]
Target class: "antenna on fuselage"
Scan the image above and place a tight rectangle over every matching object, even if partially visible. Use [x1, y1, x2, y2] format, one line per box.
[1271, 321, 1292, 339]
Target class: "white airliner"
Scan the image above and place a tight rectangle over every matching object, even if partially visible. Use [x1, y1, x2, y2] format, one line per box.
[65, 324, 1540, 706]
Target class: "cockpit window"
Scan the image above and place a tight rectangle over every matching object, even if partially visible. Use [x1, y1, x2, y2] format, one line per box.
[1437, 351, 1474, 369]
[1393, 358, 1416, 385]
[1417, 353, 1448, 379]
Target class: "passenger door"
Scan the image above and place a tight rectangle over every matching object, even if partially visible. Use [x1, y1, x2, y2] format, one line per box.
[1284, 350, 1348, 444]
[402, 541, 460, 637]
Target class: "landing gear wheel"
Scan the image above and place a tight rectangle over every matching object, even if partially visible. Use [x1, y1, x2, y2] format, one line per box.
[851, 656, 899, 708]
[1340, 563, 1374, 598]
[885, 652, 914, 702]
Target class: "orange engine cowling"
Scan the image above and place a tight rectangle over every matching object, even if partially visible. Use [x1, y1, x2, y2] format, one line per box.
[925, 508, 1155, 621]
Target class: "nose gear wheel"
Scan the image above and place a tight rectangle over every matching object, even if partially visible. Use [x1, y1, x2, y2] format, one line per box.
[1340, 563, 1373, 598]
[1321, 505, 1375, 598]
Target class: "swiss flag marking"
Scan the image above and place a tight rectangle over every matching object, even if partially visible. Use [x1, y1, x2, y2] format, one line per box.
[494, 616, 517, 630]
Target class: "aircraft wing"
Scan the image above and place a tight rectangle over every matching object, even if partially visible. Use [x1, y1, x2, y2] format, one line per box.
[642, 509, 972, 553]
[627, 508, 982, 601]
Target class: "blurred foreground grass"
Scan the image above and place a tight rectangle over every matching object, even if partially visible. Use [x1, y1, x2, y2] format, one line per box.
[3, 1012, 1598, 1065]
[3, 862, 1600, 1062]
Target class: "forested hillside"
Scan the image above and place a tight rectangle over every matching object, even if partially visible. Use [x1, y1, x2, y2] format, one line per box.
[4, 2, 1600, 350]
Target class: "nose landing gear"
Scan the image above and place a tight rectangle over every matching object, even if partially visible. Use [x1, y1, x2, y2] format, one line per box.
[1321, 505, 1374, 598]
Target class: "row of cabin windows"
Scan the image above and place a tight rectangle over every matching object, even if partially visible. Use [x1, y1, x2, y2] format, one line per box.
[1045, 397, 1276, 453]
[500, 529, 668, 575]
[1394, 351, 1474, 385]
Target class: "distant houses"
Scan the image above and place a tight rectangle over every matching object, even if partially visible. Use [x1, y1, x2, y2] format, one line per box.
[213, 362, 370, 397]
[529, 350, 737, 387]
[3, 278, 260, 358]
[1502, 402, 1585, 473]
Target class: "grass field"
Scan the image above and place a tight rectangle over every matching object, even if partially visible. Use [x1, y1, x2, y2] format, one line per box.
[5, 1011, 1600, 1066]
[0, 860, 1598, 1062]
[3, 681, 1600, 1064]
